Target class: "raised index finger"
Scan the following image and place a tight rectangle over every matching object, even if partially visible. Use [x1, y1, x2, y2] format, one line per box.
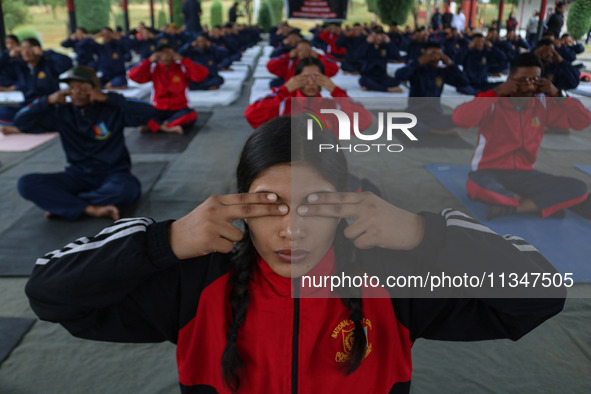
[217, 192, 278, 206]
[305, 192, 365, 205]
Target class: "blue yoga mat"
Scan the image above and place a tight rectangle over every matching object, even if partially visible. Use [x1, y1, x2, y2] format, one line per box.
[575, 165, 591, 177]
[426, 164, 591, 283]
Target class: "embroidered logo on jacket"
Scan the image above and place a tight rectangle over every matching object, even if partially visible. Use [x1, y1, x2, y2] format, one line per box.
[37, 71, 46, 79]
[331, 318, 373, 363]
[530, 116, 541, 128]
[93, 122, 111, 140]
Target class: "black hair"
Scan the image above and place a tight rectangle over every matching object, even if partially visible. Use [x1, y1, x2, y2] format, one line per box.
[509, 53, 543, 76]
[103, 26, 114, 33]
[221, 117, 365, 391]
[560, 33, 571, 39]
[294, 56, 325, 75]
[288, 30, 301, 37]
[77, 27, 88, 34]
[296, 39, 311, 47]
[353, 23, 361, 27]
[156, 44, 174, 52]
[472, 33, 484, 39]
[6, 34, 19, 44]
[536, 38, 554, 48]
[214, 25, 222, 29]
[22, 38, 41, 48]
[424, 41, 442, 50]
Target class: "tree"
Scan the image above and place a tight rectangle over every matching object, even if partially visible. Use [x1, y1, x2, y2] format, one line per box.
[366, 0, 378, 14]
[211, 0, 223, 27]
[377, 0, 414, 25]
[567, 0, 591, 40]
[4, 0, 30, 32]
[257, 1, 274, 32]
[269, 0, 284, 24]
[75, 0, 111, 33]
[171, 0, 184, 26]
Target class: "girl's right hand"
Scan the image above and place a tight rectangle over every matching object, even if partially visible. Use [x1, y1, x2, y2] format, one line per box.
[169, 193, 289, 259]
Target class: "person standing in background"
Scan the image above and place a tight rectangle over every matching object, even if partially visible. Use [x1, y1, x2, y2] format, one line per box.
[546, 2, 565, 39]
[526, 10, 540, 48]
[182, 0, 203, 38]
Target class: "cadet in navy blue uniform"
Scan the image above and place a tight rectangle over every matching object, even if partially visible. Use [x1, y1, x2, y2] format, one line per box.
[499, 30, 530, 61]
[61, 27, 97, 68]
[0, 38, 73, 135]
[406, 28, 430, 62]
[0, 35, 19, 88]
[556, 34, 585, 66]
[270, 31, 301, 58]
[387, 24, 409, 52]
[130, 25, 158, 60]
[459, 33, 506, 92]
[441, 27, 470, 64]
[357, 30, 402, 92]
[485, 29, 508, 74]
[534, 38, 580, 91]
[223, 23, 243, 58]
[395, 42, 468, 136]
[13, 67, 158, 221]
[209, 25, 241, 64]
[179, 35, 226, 90]
[182, 0, 203, 37]
[335, 23, 367, 73]
[90, 27, 131, 89]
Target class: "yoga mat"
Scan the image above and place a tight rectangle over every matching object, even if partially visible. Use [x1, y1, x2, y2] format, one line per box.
[0, 161, 168, 277]
[0, 132, 59, 152]
[125, 111, 212, 154]
[425, 163, 591, 282]
[0, 317, 35, 365]
[540, 133, 591, 151]
[574, 165, 591, 177]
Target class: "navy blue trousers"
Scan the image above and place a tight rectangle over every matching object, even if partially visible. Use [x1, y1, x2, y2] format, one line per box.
[18, 167, 141, 221]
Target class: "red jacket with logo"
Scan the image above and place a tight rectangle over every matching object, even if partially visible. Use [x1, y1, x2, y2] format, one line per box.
[244, 85, 373, 132]
[267, 54, 340, 81]
[128, 58, 209, 111]
[26, 210, 564, 393]
[452, 91, 591, 171]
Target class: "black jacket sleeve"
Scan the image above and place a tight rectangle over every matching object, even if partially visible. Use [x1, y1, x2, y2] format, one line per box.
[25, 218, 230, 344]
[381, 209, 566, 342]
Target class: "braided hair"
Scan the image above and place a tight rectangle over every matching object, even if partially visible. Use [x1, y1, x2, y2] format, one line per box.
[221, 116, 366, 390]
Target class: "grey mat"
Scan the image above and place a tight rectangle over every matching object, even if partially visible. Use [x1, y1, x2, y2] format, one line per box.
[540, 133, 591, 151]
[0, 317, 35, 365]
[0, 161, 168, 277]
[125, 111, 212, 153]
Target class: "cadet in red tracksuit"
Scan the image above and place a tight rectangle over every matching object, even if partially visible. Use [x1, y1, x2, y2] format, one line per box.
[127, 44, 209, 134]
[452, 53, 591, 220]
[246, 57, 371, 132]
[319, 23, 346, 60]
[266, 39, 339, 88]
[25, 117, 565, 393]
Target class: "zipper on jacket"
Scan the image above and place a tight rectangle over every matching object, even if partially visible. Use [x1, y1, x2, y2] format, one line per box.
[292, 278, 300, 394]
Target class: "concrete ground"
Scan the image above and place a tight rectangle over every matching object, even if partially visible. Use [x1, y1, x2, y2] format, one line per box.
[1, 53, 590, 393]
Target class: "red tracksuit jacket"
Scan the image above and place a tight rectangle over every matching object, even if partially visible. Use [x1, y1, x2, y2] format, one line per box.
[244, 85, 373, 132]
[319, 31, 346, 56]
[127, 58, 209, 111]
[26, 210, 564, 393]
[266, 54, 340, 81]
[452, 91, 591, 171]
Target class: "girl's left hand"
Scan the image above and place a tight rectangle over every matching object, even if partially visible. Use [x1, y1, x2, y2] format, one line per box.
[297, 192, 425, 251]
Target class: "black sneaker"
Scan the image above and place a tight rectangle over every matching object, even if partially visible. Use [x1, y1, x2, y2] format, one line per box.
[486, 205, 517, 221]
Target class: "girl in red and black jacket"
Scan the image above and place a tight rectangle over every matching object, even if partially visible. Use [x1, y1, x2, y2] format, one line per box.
[245, 57, 372, 132]
[127, 44, 209, 134]
[26, 116, 565, 393]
